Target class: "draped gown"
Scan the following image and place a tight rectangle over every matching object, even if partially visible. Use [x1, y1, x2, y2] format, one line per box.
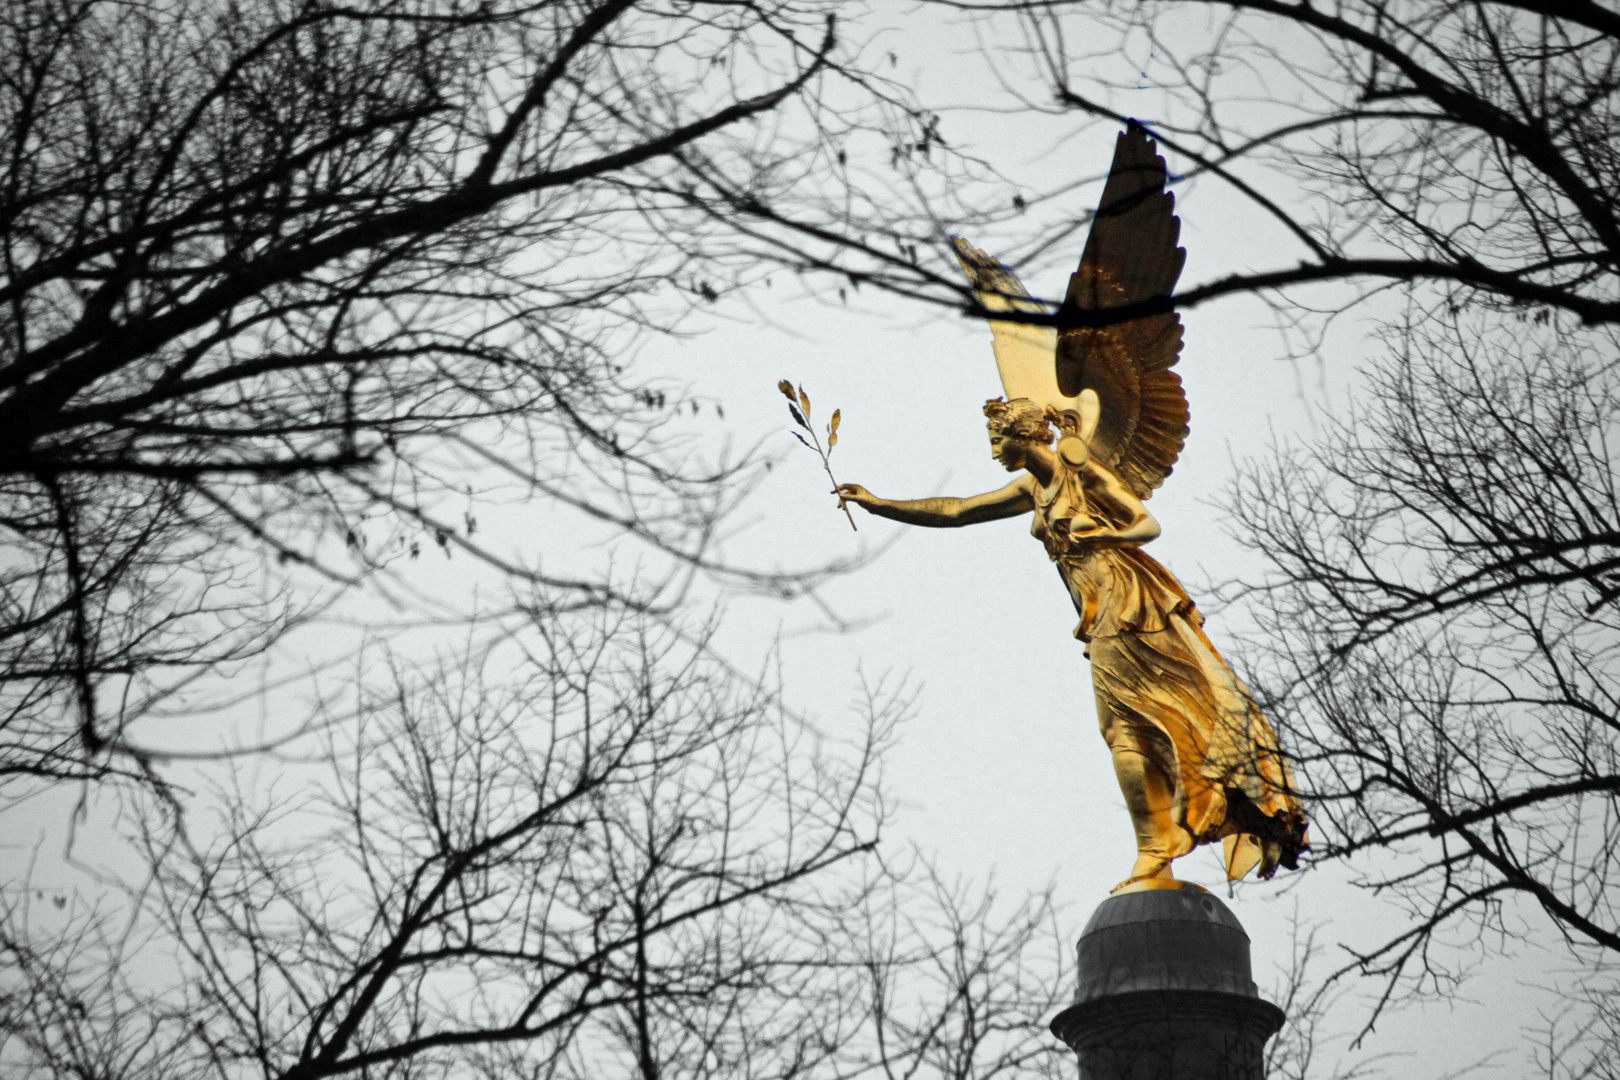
[1032, 458, 1309, 879]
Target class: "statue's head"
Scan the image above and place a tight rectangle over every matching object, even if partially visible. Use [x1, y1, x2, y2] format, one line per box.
[984, 397, 1053, 471]
[985, 393, 1099, 472]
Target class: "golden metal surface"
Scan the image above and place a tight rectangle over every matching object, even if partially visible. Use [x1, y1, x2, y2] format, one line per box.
[1109, 878, 1207, 897]
[838, 124, 1307, 892]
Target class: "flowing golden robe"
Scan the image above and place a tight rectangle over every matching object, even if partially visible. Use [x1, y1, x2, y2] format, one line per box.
[1032, 461, 1308, 879]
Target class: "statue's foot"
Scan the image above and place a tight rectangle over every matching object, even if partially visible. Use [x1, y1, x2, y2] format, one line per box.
[1111, 873, 1160, 894]
[1110, 876, 1205, 896]
[1111, 857, 1174, 894]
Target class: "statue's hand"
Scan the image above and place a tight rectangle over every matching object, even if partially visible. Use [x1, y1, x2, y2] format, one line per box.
[835, 483, 879, 511]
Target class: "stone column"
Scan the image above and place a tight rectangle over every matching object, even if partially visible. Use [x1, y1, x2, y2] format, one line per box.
[1048, 881, 1285, 1080]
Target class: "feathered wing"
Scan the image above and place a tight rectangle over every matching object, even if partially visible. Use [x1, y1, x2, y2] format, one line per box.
[1056, 122, 1189, 499]
[949, 237, 1060, 406]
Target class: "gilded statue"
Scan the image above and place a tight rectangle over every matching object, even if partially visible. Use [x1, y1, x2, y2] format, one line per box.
[836, 124, 1308, 892]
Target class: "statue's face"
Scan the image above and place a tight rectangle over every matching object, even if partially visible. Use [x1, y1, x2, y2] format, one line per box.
[988, 429, 1028, 472]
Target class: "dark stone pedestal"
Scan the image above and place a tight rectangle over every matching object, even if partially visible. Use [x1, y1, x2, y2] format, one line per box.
[1049, 882, 1284, 1080]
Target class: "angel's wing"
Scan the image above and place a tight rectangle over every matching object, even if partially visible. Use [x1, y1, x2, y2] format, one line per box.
[1056, 122, 1189, 499]
[949, 236, 1060, 406]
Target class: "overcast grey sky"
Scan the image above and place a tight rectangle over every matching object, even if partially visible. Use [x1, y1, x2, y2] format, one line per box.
[8, 5, 1575, 1076]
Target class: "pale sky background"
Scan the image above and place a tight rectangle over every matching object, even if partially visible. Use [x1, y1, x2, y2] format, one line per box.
[9, 5, 1583, 1077]
[660, 8, 1568, 1074]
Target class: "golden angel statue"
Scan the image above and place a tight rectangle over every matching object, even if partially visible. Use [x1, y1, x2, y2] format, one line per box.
[837, 123, 1307, 892]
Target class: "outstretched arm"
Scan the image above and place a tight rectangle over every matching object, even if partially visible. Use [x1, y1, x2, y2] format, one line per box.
[836, 476, 1035, 527]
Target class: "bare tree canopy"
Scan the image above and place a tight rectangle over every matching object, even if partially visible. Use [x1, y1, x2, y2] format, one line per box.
[1230, 307, 1620, 1023]
[957, 0, 1619, 330]
[10, 0, 1620, 1075]
[0, 613, 1071, 1080]
[0, 6, 1080, 1080]
[0, 0, 999, 795]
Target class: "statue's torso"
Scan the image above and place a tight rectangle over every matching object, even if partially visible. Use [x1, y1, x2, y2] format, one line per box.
[1031, 465, 1196, 642]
